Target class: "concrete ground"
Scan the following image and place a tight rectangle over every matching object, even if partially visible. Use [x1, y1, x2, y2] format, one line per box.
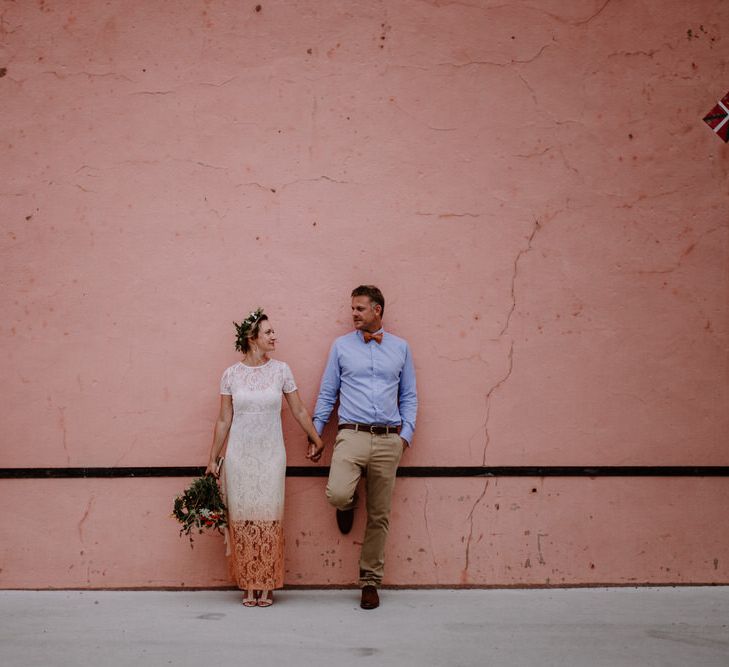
[1, 587, 728, 667]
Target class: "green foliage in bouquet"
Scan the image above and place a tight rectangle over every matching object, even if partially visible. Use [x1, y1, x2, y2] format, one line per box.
[172, 475, 228, 547]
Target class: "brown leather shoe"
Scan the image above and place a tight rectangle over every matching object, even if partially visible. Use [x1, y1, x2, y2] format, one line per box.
[360, 585, 379, 610]
[336, 507, 355, 534]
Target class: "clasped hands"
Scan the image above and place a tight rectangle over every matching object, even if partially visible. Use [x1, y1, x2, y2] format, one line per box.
[306, 435, 325, 462]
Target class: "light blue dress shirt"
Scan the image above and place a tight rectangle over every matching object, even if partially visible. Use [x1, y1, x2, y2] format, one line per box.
[313, 329, 418, 444]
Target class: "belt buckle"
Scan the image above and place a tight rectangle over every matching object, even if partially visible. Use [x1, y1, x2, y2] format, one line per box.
[369, 424, 377, 434]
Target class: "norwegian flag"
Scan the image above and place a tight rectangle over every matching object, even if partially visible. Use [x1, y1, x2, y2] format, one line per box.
[703, 92, 729, 142]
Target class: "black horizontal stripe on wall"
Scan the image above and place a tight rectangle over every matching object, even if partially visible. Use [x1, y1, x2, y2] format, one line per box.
[1, 466, 728, 479]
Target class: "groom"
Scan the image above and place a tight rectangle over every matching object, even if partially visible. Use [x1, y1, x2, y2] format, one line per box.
[307, 285, 417, 609]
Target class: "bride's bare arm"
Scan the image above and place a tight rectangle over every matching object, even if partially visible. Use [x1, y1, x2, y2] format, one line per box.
[283, 390, 325, 461]
[205, 395, 233, 475]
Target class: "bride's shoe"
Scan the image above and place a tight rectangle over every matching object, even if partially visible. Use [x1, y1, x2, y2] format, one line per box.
[242, 589, 258, 607]
[257, 590, 273, 607]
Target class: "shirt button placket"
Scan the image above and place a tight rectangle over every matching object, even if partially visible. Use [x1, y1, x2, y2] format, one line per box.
[370, 344, 378, 421]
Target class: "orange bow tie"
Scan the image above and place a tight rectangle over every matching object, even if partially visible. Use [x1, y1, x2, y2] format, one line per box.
[363, 331, 383, 344]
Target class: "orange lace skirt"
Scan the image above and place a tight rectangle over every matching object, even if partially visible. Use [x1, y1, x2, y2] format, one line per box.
[228, 519, 284, 590]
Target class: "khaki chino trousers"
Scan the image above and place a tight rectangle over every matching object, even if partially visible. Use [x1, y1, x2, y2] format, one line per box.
[326, 428, 403, 587]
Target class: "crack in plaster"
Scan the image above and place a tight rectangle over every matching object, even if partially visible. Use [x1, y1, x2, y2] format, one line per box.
[73, 184, 96, 193]
[173, 159, 227, 171]
[515, 147, 550, 159]
[383, 64, 434, 75]
[618, 186, 699, 210]
[280, 175, 350, 190]
[537, 532, 547, 565]
[475, 216, 542, 465]
[75, 159, 224, 174]
[309, 94, 318, 162]
[517, 73, 539, 106]
[515, 147, 580, 179]
[571, 0, 614, 26]
[78, 496, 95, 543]
[556, 148, 580, 177]
[58, 406, 70, 465]
[42, 70, 132, 82]
[236, 176, 351, 193]
[524, 0, 613, 26]
[236, 181, 274, 193]
[436, 40, 556, 69]
[634, 225, 725, 275]
[299, 73, 351, 83]
[415, 212, 481, 219]
[435, 352, 488, 364]
[113, 160, 160, 168]
[198, 77, 237, 87]
[413, 0, 511, 11]
[498, 217, 541, 338]
[113, 435, 139, 467]
[463, 480, 489, 577]
[607, 50, 658, 59]
[75, 165, 101, 174]
[422, 484, 439, 579]
[481, 341, 514, 465]
[413, 0, 612, 28]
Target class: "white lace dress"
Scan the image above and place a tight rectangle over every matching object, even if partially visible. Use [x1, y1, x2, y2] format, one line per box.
[219, 359, 296, 590]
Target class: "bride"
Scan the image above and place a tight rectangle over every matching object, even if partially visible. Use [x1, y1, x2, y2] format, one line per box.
[205, 308, 324, 607]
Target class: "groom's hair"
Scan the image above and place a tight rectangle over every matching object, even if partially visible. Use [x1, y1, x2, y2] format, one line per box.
[351, 285, 385, 316]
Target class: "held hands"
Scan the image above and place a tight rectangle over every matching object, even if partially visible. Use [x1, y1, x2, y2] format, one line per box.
[306, 436, 325, 462]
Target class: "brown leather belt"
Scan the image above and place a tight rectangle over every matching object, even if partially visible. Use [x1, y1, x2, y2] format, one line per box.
[339, 423, 401, 435]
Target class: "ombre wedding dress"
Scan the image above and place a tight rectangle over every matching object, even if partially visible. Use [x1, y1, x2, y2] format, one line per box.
[219, 359, 296, 591]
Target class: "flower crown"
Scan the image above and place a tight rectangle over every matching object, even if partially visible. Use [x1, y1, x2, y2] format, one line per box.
[233, 307, 265, 352]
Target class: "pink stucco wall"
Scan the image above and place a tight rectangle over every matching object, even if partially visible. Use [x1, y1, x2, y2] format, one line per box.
[1, 0, 728, 588]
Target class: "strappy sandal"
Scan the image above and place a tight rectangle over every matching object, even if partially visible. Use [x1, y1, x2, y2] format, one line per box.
[242, 590, 259, 607]
[257, 590, 274, 607]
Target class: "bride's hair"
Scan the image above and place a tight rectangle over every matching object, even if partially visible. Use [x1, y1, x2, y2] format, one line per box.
[234, 308, 268, 352]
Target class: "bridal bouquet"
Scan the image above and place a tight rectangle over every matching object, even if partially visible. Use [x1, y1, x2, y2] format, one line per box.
[172, 475, 228, 546]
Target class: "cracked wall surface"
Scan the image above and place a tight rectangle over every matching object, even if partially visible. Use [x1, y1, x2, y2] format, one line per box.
[0, 0, 727, 587]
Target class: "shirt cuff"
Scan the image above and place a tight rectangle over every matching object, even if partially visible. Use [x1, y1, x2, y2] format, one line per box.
[400, 426, 414, 445]
[313, 419, 325, 436]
